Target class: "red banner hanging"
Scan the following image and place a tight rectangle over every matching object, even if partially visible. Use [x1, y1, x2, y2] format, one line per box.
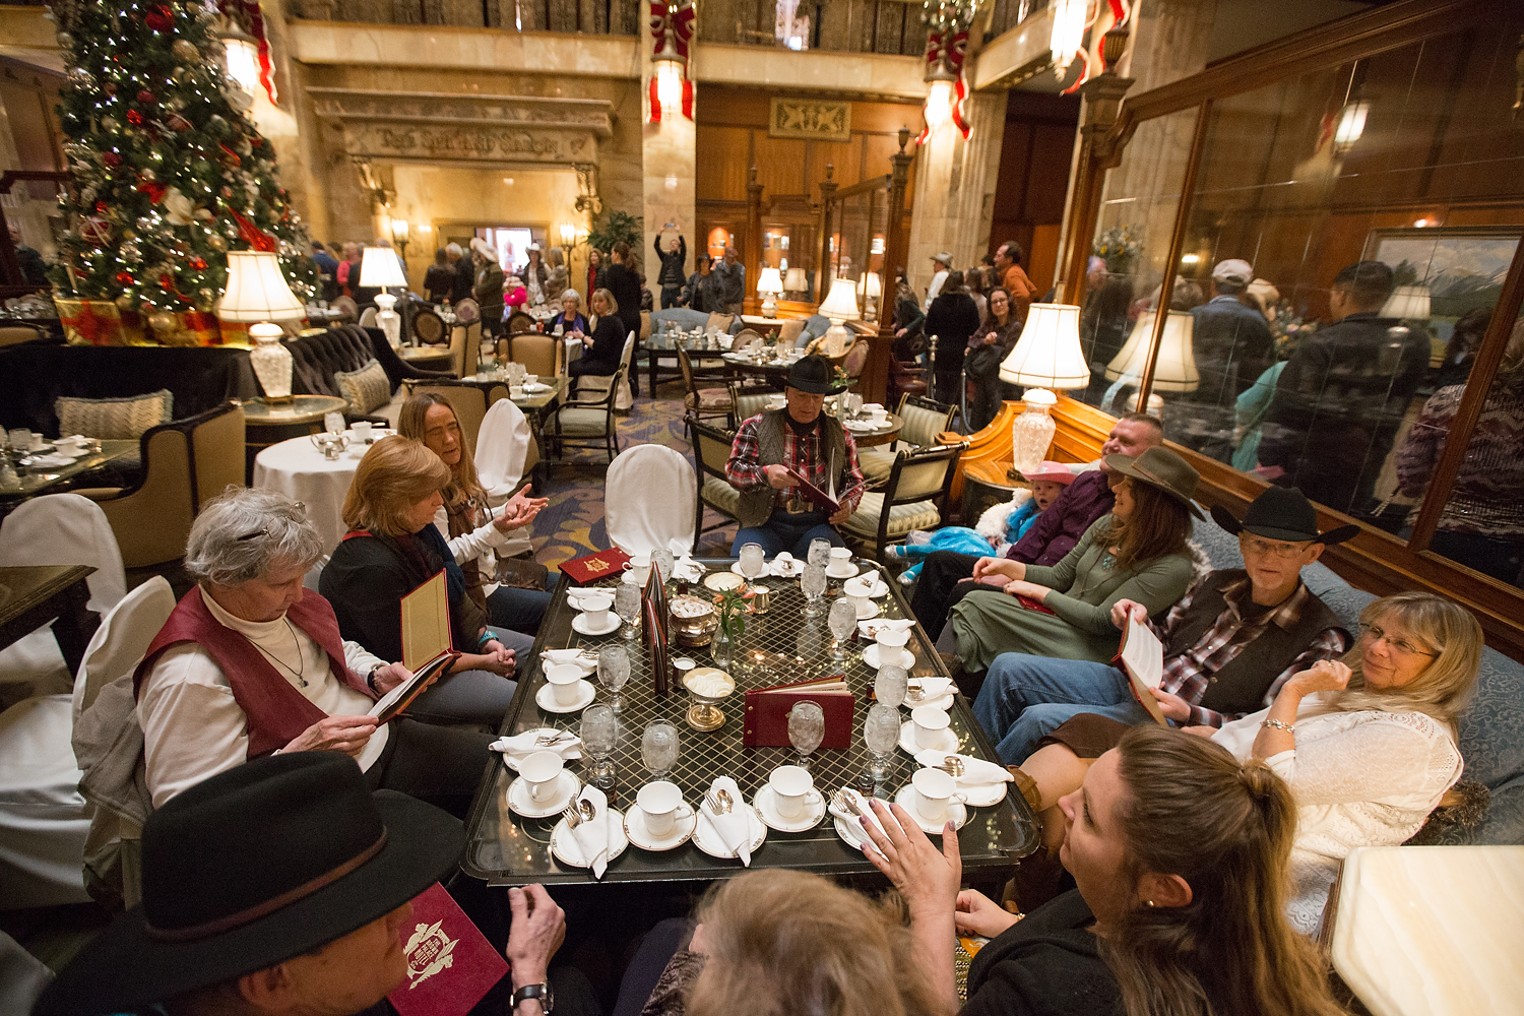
[648, 0, 696, 122]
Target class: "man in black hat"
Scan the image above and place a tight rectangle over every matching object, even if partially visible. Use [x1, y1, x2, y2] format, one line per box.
[725, 354, 865, 557]
[972, 485, 1356, 763]
[36, 752, 569, 1016]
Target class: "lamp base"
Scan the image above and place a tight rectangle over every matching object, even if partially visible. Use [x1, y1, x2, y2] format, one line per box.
[248, 321, 295, 403]
[761, 295, 778, 319]
[375, 291, 402, 348]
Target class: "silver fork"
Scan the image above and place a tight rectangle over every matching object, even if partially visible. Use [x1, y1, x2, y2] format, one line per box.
[937, 755, 966, 778]
[831, 788, 867, 819]
[561, 804, 583, 829]
[536, 730, 572, 747]
[705, 788, 733, 815]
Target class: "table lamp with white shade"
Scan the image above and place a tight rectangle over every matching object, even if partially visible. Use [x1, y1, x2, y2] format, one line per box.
[1104, 308, 1200, 394]
[856, 271, 883, 323]
[784, 266, 808, 297]
[757, 266, 784, 318]
[817, 277, 861, 357]
[360, 246, 408, 348]
[219, 250, 306, 403]
[999, 302, 1092, 480]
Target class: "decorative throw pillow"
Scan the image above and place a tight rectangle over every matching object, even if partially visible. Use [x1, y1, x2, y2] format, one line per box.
[55, 389, 173, 439]
[335, 358, 391, 415]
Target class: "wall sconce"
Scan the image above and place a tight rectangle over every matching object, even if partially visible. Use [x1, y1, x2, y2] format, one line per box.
[1333, 97, 1370, 157]
[1049, 0, 1087, 79]
[220, 26, 260, 98]
[559, 223, 577, 249]
[649, 0, 695, 123]
[389, 217, 411, 260]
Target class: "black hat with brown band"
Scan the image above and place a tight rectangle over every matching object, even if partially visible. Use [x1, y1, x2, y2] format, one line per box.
[35, 752, 462, 1016]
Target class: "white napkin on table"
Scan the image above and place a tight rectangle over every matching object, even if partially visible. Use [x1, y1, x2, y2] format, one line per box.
[827, 787, 902, 853]
[769, 551, 801, 577]
[858, 617, 915, 640]
[539, 648, 596, 675]
[907, 677, 954, 701]
[490, 730, 582, 764]
[569, 785, 611, 879]
[703, 776, 753, 866]
[914, 749, 1013, 787]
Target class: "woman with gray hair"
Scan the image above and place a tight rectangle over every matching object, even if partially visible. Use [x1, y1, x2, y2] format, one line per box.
[134, 487, 494, 817]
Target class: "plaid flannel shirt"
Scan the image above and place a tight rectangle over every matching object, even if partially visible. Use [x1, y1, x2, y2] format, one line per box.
[1150, 576, 1350, 727]
[726, 413, 865, 515]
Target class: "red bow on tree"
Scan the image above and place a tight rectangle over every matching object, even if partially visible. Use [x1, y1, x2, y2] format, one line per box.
[229, 208, 277, 252]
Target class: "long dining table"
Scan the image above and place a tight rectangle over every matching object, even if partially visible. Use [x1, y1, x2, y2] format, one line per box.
[462, 555, 1038, 889]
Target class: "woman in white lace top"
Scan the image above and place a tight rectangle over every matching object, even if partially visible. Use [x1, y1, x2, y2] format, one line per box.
[1209, 591, 1481, 932]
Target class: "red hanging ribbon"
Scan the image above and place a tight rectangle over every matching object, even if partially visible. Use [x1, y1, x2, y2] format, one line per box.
[648, 0, 696, 122]
[229, 208, 277, 252]
[917, 29, 972, 144]
[231, 0, 279, 106]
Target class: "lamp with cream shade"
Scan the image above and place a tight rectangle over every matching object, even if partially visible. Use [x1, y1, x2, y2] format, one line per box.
[816, 277, 861, 357]
[1104, 309, 1200, 391]
[1382, 284, 1431, 321]
[999, 302, 1092, 479]
[218, 250, 306, 403]
[360, 246, 408, 347]
[757, 266, 784, 318]
[784, 266, 808, 297]
[856, 271, 883, 323]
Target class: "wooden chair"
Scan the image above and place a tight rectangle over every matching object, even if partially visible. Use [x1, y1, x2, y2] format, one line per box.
[732, 328, 764, 351]
[506, 310, 534, 335]
[840, 443, 964, 560]
[454, 298, 480, 324]
[687, 417, 743, 548]
[330, 296, 359, 322]
[412, 306, 447, 346]
[546, 366, 625, 467]
[678, 346, 732, 426]
[859, 394, 959, 483]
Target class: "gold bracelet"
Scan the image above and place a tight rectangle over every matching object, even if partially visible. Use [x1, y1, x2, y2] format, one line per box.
[1261, 718, 1295, 734]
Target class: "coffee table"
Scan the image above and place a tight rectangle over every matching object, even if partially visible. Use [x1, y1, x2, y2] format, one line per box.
[0, 564, 98, 675]
[462, 557, 1038, 887]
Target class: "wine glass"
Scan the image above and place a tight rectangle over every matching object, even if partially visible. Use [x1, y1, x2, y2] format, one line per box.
[641, 720, 680, 781]
[597, 645, 630, 713]
[863, 703, 900, 782]
[579, 704, 618, 790]
[807, 538, 832, 569]
[787, 701, 825, 770]
[652, 547, 675, 585]
[614, 583, 642, 642]
[738, 542, 766, 584]
[874, 664, 909, 710]
[801, 562, 827, 618]
[828, 598, 858, 662]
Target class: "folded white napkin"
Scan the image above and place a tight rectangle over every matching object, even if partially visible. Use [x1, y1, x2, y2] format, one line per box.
[914, 749, 1012, 787]
[568, 785, 611, 878]
[539, 649, 596, 675]
[672, 556, 705, 582]
[827, 787, 901, 852]
[769, 551, 801, 577]
[704, 776, 753, 866]
[907, 677, 953, 701]
[858, 617, 915, 640]
[490, 729, 583, 763]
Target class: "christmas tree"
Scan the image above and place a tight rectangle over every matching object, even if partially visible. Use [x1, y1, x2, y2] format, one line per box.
[49, 0, 315, 323]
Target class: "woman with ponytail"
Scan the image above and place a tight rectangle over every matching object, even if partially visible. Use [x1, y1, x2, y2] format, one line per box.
[864, 725, 1345, 1016]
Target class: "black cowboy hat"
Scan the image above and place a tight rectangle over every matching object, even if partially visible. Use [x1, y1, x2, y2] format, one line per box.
[787, 354, 845, 395]
[1102, 447, 1205, 519]
[1210, 485, 1358, 545]
[35, 752, 462, 1016]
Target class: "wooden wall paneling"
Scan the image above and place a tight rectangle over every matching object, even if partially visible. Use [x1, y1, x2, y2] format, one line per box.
[578, 0, 606, 34]
[609, 0, 638, 35]
[860, 133, 905, 184]
[696, 127, 755, 201]
[752, 135, 809, 199]
[805, 140, 860, 193]
[849, 99, 923, 135]
[1025, 125, 1077, 224]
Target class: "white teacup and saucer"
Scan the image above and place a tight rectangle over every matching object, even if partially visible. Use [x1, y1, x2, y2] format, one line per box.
[893, 768, 970, 834]
[571, 592, 621, 636]
[624, 780, 697, 851]
[507, 751, 580, 819]
[754, 765, 826, 833]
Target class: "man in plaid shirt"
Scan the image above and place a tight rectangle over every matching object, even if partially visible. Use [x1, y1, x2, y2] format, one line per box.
[973, 487, 1356, 763]
[726, 355, 865, 556]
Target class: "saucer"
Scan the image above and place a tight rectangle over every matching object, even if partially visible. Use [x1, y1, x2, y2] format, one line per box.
[566, 588, 612, 610]
[550, 812, 629, 868]
[692, 803, 768, 860]
[729, 562, 771, 581]
[843, 576, 889, 599]
[899, 719, 960, 756]
[853, 599, 882, 621]
[893, 784, 970, 834]
[624, 803, 698, 851]
[523, 382, 551, 393]
[754, 785, 827, 833]
[913, 750, 1009, 808]
[507, 770, 580, 819]
[770, 557, 803, 578]
[833, 813, 872, 852]
[904, 689, 954, 711]
[863, 644, 915, 670]
[571, 612, 622, 637]
[536, 680, 597, 714]
[825, 562, 860, 580]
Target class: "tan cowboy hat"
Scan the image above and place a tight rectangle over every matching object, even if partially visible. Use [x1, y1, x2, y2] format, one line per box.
[1103, 447, 1205, 518]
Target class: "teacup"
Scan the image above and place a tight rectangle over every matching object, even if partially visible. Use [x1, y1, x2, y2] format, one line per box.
[911, 767, 967, 824]
[769, 765, 814, 820]
[524, 374, 539, 387]
[624, 553, 652, 586]
[510, 385, 525, 398]
[544, 664, 585, 707]
[844, 574, 888, 600]
[636, 780, 683, 837]
[577, 591, 614, 628]
[518, 751, 565, 801]
[911, 705, 951, 750]
[874, 626, 911, 651]
[351, 421, 373, 443]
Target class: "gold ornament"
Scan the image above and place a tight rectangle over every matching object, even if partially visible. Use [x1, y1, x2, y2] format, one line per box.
[207, 234, 227, 251]
[114, 295, 135, 311]
[171, 39, 199, 63]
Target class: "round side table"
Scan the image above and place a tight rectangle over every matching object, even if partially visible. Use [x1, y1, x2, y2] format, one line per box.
[961, 457, 1024, 524]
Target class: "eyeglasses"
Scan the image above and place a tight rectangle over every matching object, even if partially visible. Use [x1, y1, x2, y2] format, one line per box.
[1240, 535, 1313, 560]
[236, 501, 306, 541]
[1358, 623, 1439, 659]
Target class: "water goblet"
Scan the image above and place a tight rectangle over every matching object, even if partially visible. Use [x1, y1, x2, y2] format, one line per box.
[874, 664, 909, 710]
[738, 542, 766, 583]
[614, 583, 642, 642]
[641, 720, 680, 780]
[828, 598, 858, 662]
[787, 701, 825, 770]
[323, 411, 345, 436]
[863, 702, 901, 782]
[807, 538, 832, 569]
[597, 645, 630, 713]
[579, 704, 618, 790]
[801, 562, 827, 618]
[652, 547, 675, 585]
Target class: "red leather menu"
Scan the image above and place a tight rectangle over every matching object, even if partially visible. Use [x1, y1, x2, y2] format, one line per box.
[742, 676, 854, 749]
[388, 881, 508, 1016]
[557, 547, 631, 585]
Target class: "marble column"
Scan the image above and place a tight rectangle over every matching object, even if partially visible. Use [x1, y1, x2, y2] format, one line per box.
[906, 88, 1008, 295]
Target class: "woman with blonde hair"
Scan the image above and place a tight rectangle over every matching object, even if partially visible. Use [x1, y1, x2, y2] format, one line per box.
[1021, 590, 1482, 933]
[869, 725, 1346, 1016]
[398, 393, 551, 635]
[568, 286, 626, 383]
[319, 437, 526, 726]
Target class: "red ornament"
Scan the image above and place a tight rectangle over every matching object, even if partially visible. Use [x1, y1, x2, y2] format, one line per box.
[102, 151, 123, 168]
[115, 270, 136, 286]
[137, 179, 168, 203]
[189, 256, 208, 270]
[145, 5, 173, 30]
[136, 89, 156, 105]
[94, 199, 109, 214]
[80, 217, 112, 244]
[219, 143, 242, 168]
[126, 109, 145, 126]
[230, 208, 276, 253]
[165, 112, 193, 133]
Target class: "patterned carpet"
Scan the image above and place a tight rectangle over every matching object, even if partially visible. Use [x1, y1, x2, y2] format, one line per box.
[532, 392, 738, 567]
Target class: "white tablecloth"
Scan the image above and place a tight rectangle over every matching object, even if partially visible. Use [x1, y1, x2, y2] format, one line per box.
[252, 436, 364, 555]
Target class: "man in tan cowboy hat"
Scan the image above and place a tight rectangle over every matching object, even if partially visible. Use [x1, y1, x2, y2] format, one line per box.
[924, 250, 953, 310]
[972, 485, 1356, 763]
[725, 355, 865, 557]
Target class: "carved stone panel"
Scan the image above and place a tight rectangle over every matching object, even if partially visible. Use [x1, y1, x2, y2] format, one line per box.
[769, 99, 852, 142]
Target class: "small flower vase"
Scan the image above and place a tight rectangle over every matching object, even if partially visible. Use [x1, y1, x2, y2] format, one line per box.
[712, 630, 734, 670]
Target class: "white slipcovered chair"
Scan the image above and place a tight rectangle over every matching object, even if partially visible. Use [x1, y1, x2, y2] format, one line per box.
[475, 398, 538, 557]
[0, 693, 92, 908]
[576, 331, 638, 411]
[0, 493, 127, 701]
[605, 444, 697, 556]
